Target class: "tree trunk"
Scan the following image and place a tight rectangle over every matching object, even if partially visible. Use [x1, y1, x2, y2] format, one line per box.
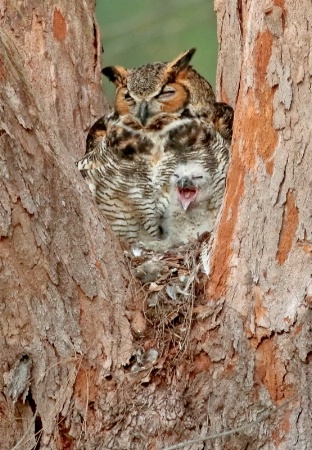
[209, 0, 312, 447]
[1, 1, 311, 450]
[0, 2, 133, 449]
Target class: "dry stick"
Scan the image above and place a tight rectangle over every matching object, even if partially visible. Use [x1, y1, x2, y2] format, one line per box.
[10, 355, 80, 449]
[10, 354, 81, 450]
[11, 410, 37, 450]
[77, 365, 90, 448]
[162, 396, 297, 450]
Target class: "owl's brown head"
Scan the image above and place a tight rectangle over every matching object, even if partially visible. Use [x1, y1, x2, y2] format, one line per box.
[102, 48, 215, 127]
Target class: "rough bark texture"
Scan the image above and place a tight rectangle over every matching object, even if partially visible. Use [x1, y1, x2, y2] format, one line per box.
[209, 0, 312, 448]
[0, 2, 133, 449]
[1, 1, 311, 450]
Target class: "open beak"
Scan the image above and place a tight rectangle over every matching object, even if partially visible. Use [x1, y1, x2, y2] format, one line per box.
[176, 177, 198, 210]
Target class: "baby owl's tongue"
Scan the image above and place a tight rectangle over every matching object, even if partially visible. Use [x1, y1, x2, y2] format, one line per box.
[178, 187, 198, 210]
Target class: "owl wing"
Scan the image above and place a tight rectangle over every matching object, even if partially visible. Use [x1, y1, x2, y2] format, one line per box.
[85, 116, 107, 154]
[205, 102, 234, 145]
[77, 124, 165, 242]
[76, 144, 107, 172]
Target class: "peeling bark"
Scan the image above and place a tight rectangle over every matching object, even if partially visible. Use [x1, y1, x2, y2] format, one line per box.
[1, 1, 311, 449]
[209, 0, 312, 447]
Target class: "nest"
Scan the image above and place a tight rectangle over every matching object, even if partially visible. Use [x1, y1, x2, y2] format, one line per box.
[123, 233, 213, 371]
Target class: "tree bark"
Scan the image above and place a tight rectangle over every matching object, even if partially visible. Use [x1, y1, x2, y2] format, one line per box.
[0, 2, 133, 449]
[209, 0, 312, 447]
[1, 1, 311, 450]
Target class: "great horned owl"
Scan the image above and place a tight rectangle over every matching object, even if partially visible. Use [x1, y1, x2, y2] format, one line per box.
[102, 48, 233, 143]
[84, 48, 233, 162]
[103, 48, 214, 123]
[77, 50, 232, 245]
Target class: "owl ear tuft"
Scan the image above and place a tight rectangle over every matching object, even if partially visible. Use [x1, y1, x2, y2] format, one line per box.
[102, 66, 127, 87]
[167, 48, 196, 76]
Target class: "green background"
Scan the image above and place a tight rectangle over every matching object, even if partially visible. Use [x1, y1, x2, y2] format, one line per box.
[95, 0, 218, 104]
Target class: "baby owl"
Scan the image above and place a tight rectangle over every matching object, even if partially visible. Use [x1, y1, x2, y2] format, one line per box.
[142, 121, 229, 252]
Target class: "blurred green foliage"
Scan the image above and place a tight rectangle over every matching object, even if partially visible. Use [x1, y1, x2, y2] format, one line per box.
[95, 0, 218, 105]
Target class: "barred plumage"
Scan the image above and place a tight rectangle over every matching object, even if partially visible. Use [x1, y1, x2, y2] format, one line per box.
[78, 124, 161, 241]
[77, 117, 229, 245]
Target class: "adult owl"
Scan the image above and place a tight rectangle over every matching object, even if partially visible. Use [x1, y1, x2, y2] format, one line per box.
[84, 48, 233, 161]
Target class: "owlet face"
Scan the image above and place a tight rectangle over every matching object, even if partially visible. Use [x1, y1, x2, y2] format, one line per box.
[102, 49, 197, 127]
[170, 162, 213, 210]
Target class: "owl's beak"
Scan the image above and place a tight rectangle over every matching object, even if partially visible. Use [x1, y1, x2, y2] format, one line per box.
[177, 177, 195, 190]
[138, 100, 149, 126]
